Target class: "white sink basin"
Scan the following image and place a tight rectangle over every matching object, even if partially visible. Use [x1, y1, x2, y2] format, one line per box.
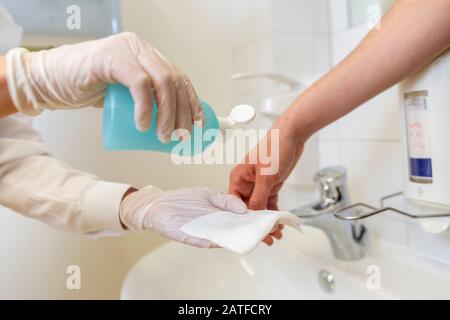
[121, 225, 450, 299]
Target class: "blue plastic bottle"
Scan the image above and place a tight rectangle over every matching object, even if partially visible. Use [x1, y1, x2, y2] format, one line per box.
[103, 83, 220, 156]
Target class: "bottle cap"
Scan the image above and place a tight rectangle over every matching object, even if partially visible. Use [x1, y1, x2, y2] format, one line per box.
[230, 104, 255, 124]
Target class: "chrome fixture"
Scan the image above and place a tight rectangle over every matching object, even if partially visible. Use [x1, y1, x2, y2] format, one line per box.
[318, 269, 335, 293]
[334, 191, 450, 221]
[291, 166, 366, 261]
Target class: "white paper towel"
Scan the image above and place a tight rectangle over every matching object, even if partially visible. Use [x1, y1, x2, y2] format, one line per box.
[180, 210, 302, 254]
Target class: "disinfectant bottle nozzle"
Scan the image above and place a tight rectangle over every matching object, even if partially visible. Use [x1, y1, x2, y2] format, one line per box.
[218, 104, 256, 132]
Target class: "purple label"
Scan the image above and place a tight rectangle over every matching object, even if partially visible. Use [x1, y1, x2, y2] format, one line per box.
[409, 158, 433, 178]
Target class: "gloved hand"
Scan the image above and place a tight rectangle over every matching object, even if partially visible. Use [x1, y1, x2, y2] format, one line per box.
[119, 186, 248, 248]
[6, 32, 203, 141]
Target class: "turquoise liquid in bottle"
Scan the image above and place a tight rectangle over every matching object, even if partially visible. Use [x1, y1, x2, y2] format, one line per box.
[103, 84, 220, 156]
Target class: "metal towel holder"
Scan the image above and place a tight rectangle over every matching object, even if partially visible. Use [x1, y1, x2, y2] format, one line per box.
[333, 192, 450, 221]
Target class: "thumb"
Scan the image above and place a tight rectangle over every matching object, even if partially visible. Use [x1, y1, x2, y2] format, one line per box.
[208, 189, 248, 214]
[248, 176, 273, 210]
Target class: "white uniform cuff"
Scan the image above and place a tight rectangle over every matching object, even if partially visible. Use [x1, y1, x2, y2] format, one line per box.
[82, 181, 131, 234]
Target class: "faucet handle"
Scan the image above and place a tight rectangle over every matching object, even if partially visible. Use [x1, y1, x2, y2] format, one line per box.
[313, 166, 349, 207]
[313, 166, 347, 185]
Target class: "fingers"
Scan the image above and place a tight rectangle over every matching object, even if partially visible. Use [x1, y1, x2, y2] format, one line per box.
[208, 189, 248, 214]
[272, 225, 283, 240]
[101, 33, 200, 139]
[145, 48, 201, 143]
[141, 45, 197, 143]
[263, 235, 273, 246]
[248, 175, 273, 210]
[108, 60, 155, 132]
[137, 42, 178, 143]
[104, 33, 157, 132]
[153, 71, 177, 143]
[263, 224, 284, 246]
[267, 193, 279, 211]
[183, 76, 204, 126]
[173, 76, 193, 141]
[129, 75, 154, 132]
[228, 164, 258, 209]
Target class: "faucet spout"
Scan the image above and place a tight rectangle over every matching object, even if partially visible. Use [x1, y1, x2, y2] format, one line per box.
[291, 166, 366, 261]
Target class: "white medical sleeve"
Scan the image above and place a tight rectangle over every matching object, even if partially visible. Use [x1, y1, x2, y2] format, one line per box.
[0, 115, 130, 234]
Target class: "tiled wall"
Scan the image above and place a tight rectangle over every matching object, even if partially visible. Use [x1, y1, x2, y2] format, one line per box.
[230, 0, 331, 105]
[230, 0, 450, 264]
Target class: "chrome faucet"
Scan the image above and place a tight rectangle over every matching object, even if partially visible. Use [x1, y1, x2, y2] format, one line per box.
[291, 166, 366, 260]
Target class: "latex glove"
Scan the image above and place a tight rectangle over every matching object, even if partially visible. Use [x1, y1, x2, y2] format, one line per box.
[6, 32, 203, 141]
[119, 186, 248, 248]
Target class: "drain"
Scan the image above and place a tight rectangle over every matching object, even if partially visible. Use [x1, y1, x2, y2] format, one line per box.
[318, 269, 335, 293]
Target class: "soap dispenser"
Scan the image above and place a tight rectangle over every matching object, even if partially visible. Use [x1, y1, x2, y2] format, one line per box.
[399, 48, 450, 210]
[103, 83, 255, 156]
[399, 48, 450, 234]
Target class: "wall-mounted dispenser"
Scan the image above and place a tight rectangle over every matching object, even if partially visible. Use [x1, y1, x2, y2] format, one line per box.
[398, 48, 450, 233]
[399, 49, 450, 209]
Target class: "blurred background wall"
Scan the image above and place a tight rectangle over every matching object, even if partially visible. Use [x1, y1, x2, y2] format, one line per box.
[0, 0, 236, 299]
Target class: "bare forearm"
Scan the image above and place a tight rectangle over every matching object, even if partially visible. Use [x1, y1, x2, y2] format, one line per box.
[0, 56, 17, 118]
[279, 0, 450, 142]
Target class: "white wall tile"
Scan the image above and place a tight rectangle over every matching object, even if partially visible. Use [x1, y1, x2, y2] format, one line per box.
[286, 135, 319, 187]
[236, 33, 331, 80]
[318, 140, 341, 168]
[230, 0, 332, 50]
[338, 85, 401, 141]
[318, 122, 340, 140]
[254, 35, 276, 72]
[348, 0, 383, 27]
[254, 0, 272, 37]
[271, 0, 315, 34]
[233, 41, 257, 74]
[230, 0, 272, 49]
[232, 39, 280, 97]
[312, 0, 332, 34]
[331, 24, 368, 65]
[318, 140, 340, 168]
[230, 0, 258, 48]
[270, 33, 329, 79]
[339, 141, 403, 207]
[328, 0, 348, 33]
[406, 224, 450, 264]
[312, 35, 332, 71]
[232, 42, 258, 97]
[233, 33, 330, 96]
[363, 214, 409, 246]
[270, 0, 330, 35]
